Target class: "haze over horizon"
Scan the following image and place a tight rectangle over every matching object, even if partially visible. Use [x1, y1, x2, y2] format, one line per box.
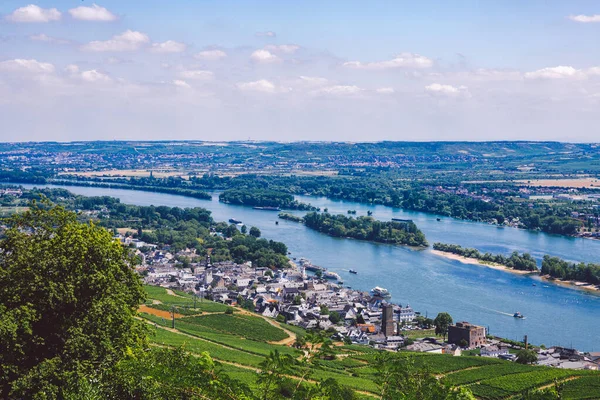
[2, 1, 600, 142]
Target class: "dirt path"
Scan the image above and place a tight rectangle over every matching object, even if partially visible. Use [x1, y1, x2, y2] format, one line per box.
[236, 308, 297, 346]
[166, 289, 186, 298]
[139, 304, 184, 319]
[534, 376, 581, 392]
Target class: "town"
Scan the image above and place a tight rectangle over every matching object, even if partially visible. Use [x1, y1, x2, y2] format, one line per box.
[131, 233, 600, 371]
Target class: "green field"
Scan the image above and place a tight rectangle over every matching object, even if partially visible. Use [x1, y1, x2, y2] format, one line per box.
[181, 314, 288, 342]
[144, 285, 230, 312]
[141, 285, 600, 398]
[561, 376, 600, 399]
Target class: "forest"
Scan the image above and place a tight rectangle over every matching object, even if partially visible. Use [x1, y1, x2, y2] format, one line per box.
[432, 243, 539, 271]
[219, 188, 317, 210]
[541, 255, 600, 285]
[16, 188, 290, 269]
[302, 212, 428, 247]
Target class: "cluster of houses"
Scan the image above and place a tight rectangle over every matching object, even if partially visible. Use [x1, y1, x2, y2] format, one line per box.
[0, 188, 22, 197]
[140, 250, 419, 350]
[135, 246, 599, 369]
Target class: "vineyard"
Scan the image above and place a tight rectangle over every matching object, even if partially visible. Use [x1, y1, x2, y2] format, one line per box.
[141, 286, 600, 399]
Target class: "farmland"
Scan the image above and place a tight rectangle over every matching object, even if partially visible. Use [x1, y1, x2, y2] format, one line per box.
[141, 286, 600, 398]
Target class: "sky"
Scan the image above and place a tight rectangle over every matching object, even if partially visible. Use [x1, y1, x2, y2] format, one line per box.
[1, 1, 600, 142]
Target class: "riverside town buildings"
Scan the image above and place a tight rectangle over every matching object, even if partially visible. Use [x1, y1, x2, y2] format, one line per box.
[448, 321, 486, 348]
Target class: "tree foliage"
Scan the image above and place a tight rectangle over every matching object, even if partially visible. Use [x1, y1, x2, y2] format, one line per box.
[0, 203, 147, 398]
[433, 243, 538, 271]
[541, 255, 600, 285]
[434, 312, 453, 341]
[516, 349, 539, 365]
[303, 212, 428, 247]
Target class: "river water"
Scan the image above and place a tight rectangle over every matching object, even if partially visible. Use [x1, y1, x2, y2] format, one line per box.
[8, 184, 600, 351]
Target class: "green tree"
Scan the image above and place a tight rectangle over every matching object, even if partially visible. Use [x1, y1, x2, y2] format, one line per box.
[0, 203, 147, 398]
[257, 350, 294, 400]
[516, 349, 539, 365]
[241, 224, 248, 234]
[90, 346, 252, 400]
[434, 312, 453, 342]
[249, 226, 261, 238]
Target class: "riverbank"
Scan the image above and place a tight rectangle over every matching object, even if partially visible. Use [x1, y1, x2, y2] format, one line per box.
[430, 249, 537, 275]
[540, 275, 600, 293]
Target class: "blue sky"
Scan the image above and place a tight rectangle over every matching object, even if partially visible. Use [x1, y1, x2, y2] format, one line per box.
[1, 1, 600, 142]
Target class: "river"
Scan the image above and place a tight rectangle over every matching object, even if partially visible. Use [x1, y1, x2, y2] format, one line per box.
[7, 183, 600, 351]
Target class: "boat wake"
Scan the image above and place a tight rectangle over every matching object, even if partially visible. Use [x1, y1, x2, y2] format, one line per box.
[479, 306, 518, 317]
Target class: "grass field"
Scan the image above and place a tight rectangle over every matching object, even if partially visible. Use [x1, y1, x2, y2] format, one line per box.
[141, 285, 600, 398]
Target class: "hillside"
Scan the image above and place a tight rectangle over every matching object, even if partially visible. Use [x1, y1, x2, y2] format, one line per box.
[141, 286, 600, 399]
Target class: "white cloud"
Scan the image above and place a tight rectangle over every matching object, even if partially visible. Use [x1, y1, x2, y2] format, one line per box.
[264, 44, 300, 54]
[195, 49, 227, 60]
[524, 66, 584, 80]
[6, 4, 61, 23]
[179, 70, 214, 80]
[29, 33, 70, 44]
[173, 80, 191, 88]
[343, 53, 433, 70]
[464, 68, 523, 81]
[298, 76, 329, 86]
[237, 79, 288, 94]
[587, 67, 600, 76]
[81, 69, 111, 83]
[68, 4, 117, 21]
[151, 40, 187, 53]
[256, 31, 276, 37]
[316, 85, 363, 96]
[425, 83, 469, 97]
[65, 64, 80, 74]
[568, 14, 600, 23]
[0, 58, 55, 73]
[376, 87, 395, 94]
[250, 49, 280, 63]
[81, 30, 150, 52]
[106, 57, 130, 65]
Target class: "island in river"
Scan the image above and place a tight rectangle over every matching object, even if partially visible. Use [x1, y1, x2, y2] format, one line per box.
[432, 249, 600, 293]
[287, 211, 428, 247]
[431, 249, 537, 276]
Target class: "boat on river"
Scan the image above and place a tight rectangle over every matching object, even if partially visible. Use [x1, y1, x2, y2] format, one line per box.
[349, 269, 358, 274]
[323, 271, 342, 281]
[513, 312, 525, 319]
[253, 206, 281, 211]
[371, 286, 391, 298]
[229, 218, 242, 224]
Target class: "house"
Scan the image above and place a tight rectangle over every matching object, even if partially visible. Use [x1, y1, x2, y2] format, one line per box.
[356, 324, 376, 334]
[405, 342, 443, 353]
[385, 336, 405, 349]
[443, 345, 462, 356]
[347, 328, 370, 345]
[282, 286, 301, 302]
[398, 305, 416, 323]
[480, 345, 509, 358]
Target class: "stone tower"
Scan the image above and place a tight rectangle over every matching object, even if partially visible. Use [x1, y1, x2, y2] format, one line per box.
[381, 303, 395, 337]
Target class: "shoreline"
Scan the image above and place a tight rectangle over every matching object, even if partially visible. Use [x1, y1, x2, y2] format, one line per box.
[430, 249, 537, 275]
[540, 275, 599, 293]
[432, 250, 600, 294]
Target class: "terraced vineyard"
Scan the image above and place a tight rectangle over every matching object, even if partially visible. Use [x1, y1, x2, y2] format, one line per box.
[141, 286, 600, 399]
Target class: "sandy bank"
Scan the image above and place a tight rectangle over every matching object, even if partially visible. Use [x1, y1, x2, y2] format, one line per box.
[431, 249, 537, 276]
[540, 275, 599, 293]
